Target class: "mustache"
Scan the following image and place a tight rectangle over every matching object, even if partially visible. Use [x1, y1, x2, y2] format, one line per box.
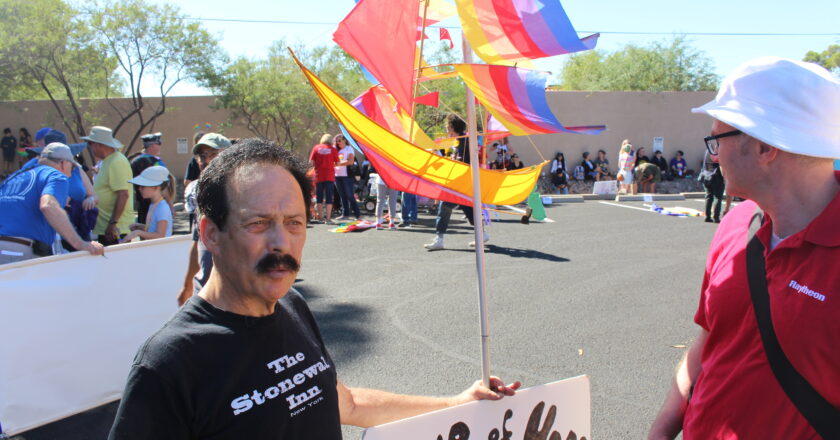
[254, 253, 301, 274]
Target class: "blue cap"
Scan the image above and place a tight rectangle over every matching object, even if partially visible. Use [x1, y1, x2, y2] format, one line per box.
[43, 129, 67, 145]
[34, 127, 52, 141]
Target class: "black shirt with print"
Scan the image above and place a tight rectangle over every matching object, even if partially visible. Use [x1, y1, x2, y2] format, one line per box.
[108, 289, 341, 440]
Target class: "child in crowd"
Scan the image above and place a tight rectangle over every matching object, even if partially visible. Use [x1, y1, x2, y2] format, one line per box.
[123, 166, 173, 241]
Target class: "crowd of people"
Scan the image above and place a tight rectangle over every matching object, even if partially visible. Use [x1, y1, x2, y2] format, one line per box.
[546, 142, 711, 197]
[2, 55, 838, 439]
[0, 125, 177, 265]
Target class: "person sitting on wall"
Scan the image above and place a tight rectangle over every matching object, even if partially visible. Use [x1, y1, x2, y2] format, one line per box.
[670, 150, 688, 178]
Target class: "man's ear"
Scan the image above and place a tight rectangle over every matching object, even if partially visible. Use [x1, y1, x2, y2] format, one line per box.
[756, 142, 780, 165]
[199, 215, 222, 255]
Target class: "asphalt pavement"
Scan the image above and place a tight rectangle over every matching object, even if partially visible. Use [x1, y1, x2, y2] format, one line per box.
[13, 198, 721, 439]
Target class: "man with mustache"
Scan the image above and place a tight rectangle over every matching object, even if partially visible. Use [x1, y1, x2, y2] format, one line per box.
[109, 139, 519, 439]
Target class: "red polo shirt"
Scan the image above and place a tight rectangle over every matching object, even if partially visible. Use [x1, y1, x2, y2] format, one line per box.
[684, 172, 840, 439]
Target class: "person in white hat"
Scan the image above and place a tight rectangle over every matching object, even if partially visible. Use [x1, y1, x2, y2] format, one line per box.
[123, 166, 173, 241]
[0, 143, 105, 264]
[649, 57, 840, 439]
[83, 126, 134, 245]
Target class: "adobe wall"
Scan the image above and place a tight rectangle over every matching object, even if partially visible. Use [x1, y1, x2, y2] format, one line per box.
[0, 91, 717, 180]
[507, 90, 717, 175]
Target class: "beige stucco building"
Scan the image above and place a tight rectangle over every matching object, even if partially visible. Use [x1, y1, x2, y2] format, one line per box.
[1, 90, 716, 180]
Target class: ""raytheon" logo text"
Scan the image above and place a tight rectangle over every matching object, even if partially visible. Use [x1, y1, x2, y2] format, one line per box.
[788, 280, 826, 302]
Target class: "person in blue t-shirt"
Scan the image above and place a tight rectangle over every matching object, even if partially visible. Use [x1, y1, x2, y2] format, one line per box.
[0, 143, 104, 264]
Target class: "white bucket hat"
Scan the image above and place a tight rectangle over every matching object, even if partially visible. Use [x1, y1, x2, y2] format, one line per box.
[692, 56, 840, 159]
[128, 165, 170, 186]
[81, 126, 123, 150]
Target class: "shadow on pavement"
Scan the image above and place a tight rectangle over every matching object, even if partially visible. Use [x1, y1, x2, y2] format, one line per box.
[293, 284, 374, 367]
[446, 244, 570, 262]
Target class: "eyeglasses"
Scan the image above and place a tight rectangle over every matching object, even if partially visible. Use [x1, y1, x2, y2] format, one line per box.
[704, 130, 741, 156]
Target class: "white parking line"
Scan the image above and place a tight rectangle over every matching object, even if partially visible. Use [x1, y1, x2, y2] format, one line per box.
[598, 201, 654, 213]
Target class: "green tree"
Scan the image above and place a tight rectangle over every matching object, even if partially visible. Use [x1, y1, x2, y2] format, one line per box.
[804, 44, 840, 74]
[210, 41, 368, 152]
[0, 0, 224, 155]
[414, 41, 469, 138]
[0, 0, 122, 142]
[558, 36, 719, 92]
[87, 0, 226, 155]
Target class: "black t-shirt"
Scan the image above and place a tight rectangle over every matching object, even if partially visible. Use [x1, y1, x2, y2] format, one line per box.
[453, 137, 470, 165]
[109, 290, 341, 440]
[185, 158, 201, 182]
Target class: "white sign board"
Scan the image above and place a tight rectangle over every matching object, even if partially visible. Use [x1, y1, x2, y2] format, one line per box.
[652, 137, 664, 153]
[592, 180, 618, 195]
[176, 137, 189, 154]
[363, 376, 590, 440]
[0, 235, 190, 435]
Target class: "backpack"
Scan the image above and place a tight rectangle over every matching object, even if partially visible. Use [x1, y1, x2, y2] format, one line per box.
[572, 165, 585, 181]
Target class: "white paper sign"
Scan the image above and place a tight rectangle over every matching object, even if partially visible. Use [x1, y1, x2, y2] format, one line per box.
[592, 180, 618, 195]
[177, 137, 189, 154]
[0, 236, 190, 435]
[652, 137, 664, 153]
[363, 376, 590, 440]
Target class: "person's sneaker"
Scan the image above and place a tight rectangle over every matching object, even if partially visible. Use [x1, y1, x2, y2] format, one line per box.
[424, 236, 444, 250]
[389, 222, 396, 230]
[375, 223, 383, 230]
[398, 222, 413, 228]
[468, 230, 490, 247]
[704, 218, 714, 223]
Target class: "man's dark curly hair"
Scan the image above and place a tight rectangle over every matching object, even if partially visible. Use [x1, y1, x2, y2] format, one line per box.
[196, 138, 312, 231]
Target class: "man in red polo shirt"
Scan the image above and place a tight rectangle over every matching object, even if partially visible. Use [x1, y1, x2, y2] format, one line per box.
[648, 57, 840, 439]
[308, 134, 339, 224]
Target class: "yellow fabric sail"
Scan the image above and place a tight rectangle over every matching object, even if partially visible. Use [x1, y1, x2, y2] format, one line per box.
[292, 52, 545, 206]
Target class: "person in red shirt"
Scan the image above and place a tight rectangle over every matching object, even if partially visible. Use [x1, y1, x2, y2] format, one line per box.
[308, 134, 339, 223]
[649, 57, 840, 439]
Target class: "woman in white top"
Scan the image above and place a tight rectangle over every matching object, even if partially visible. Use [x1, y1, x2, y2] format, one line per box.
[333, 134, 362, 220]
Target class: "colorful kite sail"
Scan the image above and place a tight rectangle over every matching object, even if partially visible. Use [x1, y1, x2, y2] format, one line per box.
[292, 53, 545, 206]
[454, 63, 606, 136]
[334, 0, 419, 112]
[351, 86, 438, 150]
[455, 0, 599, 64]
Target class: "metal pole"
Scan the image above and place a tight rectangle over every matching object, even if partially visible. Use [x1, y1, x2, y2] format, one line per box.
[461, 33, 492, 389]
[408, 0, 430, 138]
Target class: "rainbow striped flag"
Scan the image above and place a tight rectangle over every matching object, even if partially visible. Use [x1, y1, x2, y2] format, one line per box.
[455, 0, 599, 64]
[454, 63, 606, 136]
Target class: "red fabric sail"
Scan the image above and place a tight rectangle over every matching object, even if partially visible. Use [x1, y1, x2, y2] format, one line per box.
[333, 0, 419, 112]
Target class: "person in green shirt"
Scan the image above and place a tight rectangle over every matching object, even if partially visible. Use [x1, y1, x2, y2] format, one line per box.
[84, 126, 135, 245]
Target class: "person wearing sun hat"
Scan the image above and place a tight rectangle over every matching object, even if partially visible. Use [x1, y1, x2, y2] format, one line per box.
[83, 126, 134, 245]
[123, 165, 173, 241]
[0, 143, 105, 264]
[649, 57, 840, 439]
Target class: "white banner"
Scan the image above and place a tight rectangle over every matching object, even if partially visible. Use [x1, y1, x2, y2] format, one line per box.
[0, 235, 190, 435]
[363, 376, 590, 440]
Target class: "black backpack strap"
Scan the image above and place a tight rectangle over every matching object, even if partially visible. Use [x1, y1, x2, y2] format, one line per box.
[746, 207, 840, 439]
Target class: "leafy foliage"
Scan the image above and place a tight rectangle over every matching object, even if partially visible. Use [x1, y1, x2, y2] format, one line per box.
[558, 36, 719, 92]
[210, 42, 369, 152]
[0, 0, 123, 140]
[86, 0, 226, 154]
[0, 0, 224, 154]
[803, 44, 840, 74]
